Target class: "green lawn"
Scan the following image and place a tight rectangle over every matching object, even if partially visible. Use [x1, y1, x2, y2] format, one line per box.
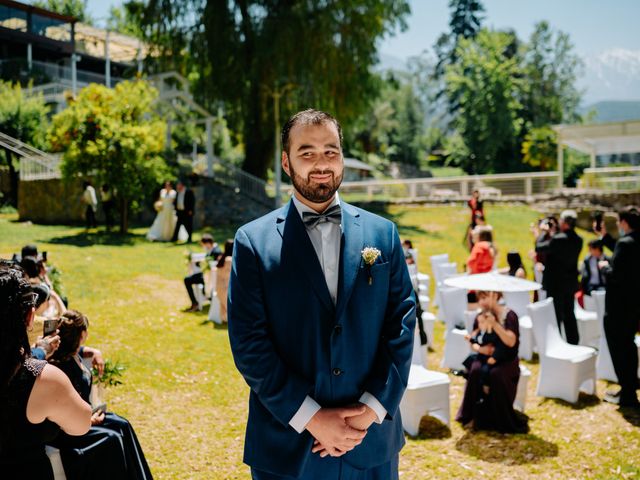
[1, 204, 638, 480]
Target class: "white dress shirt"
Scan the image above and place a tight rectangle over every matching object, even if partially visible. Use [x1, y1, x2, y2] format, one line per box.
[288, 193, 387, 434]
[176, 190, 186, 211]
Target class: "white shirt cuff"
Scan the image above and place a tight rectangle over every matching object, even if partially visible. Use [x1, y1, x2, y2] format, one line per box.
[289, 395, 321, 434]
[359, 392, 387, 424]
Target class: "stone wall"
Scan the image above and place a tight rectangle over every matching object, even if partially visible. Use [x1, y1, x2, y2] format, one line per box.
[18, 178, 86, 224]
[18, 176, 273, 228]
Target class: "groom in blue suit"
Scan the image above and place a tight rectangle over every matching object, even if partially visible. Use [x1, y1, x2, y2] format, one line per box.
[228, 109, 416, 479]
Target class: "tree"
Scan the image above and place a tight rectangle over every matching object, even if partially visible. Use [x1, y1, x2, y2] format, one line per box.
[521, 126, 557, 171]
[48, 81, 168, 233]
[107, 2, 145, 38]
[33, 0, 92, 23]
[445, 29, 523, 174]
[0, 81, 50, 205]
[521, 21, 583, 128]
[137, 0, 410, 179]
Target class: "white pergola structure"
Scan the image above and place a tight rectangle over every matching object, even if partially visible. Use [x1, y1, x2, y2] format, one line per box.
[553, 120, 640, 187]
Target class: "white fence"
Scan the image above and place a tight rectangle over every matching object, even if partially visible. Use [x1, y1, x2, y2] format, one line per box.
[309, 171, 561, 202]
[579, 166, 640, 193]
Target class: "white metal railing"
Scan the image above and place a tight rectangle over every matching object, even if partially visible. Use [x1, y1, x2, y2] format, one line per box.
[185, 154, 274, 207]
[580, 166, 640, 192]
[0, 131, 62, 181]
[305, 171, 561, 202]
[0, 59, 125, 88]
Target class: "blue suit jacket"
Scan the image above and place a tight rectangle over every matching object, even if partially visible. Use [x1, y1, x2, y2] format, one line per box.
[228, 199, 416, 477]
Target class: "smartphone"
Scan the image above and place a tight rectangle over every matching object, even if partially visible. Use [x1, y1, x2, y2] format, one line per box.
[43, 318, 57, 337]
[92, 403, 107, 415]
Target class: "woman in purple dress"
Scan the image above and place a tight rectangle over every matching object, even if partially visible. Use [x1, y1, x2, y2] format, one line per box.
[456, 291, 529, 433]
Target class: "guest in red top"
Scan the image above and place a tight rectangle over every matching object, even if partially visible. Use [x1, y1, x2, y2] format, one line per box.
[467, 227, 496, 274]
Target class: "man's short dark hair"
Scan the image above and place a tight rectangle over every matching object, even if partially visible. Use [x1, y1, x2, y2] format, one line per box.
[200, 233, 214, 245]
[588, 239, 603, 251]
[21, 244, 38, 259]
[281, 109, 343, 155]
[619, 205, 640, 231]
[20, 256, 39, 279]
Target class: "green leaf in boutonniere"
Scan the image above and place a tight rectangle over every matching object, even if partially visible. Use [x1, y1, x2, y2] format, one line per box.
[361, 247, 381, 285]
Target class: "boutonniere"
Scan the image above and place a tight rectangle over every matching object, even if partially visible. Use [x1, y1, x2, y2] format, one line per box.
[361, 247, 381, 285]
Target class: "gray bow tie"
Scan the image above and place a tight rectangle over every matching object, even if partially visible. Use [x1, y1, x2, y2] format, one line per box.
[302, 204, 342, 229]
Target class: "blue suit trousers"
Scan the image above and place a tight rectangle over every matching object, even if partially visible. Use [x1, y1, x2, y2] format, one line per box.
[251, 453, 399, 480]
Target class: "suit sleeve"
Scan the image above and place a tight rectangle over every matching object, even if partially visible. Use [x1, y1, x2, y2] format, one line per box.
[227, 228, 315, 428]
[360, 224, 416, 419]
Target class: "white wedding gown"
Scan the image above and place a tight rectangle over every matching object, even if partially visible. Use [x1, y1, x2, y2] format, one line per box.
[146, 189, 189, 242]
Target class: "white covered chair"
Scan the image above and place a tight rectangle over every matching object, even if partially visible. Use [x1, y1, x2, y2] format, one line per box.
[593, 290, 640, 381]
[503, 291, 535, 361]
[533, 268, 546, 300]
[527, 298, 597, 403]
[439, 286, 471, 370]
[429, 254, 450, 307]
[401, 329, 450, 435]
[207, 268, 222, 323]
[575, 300, 600, 348]
[46, 446, 67, 480]
[514, 365, 532, 412]
[583, 294, 597, 312]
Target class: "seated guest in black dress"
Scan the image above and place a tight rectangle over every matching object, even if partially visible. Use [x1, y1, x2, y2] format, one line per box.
[456, 291, 528, 433]
[463, 309, 508, 395]
[0, 261, 91, 479]
[49, 310, 153, 480]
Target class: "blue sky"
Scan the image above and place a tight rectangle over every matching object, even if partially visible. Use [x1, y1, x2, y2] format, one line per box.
[88, 0, 639, 58]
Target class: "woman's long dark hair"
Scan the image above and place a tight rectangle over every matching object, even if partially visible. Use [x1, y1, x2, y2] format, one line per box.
[507, 251, 526, 277]
[216, 239, 234, 269]
[0, 261, 35, 389]
[49, 310, 89, 366]
[1, 261, 36, 452]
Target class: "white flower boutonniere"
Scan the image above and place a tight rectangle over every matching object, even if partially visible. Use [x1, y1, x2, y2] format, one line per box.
[361, 247, 382, 285]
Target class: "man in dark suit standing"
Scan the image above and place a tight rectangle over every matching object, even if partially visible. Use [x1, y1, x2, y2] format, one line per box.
[536, 209, 583, 345]
[228, 109, 416, 479]
[599, 206, 640, 408]
[173, 180, 195, 243]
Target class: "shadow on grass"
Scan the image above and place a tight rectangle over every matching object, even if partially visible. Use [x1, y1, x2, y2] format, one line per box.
[455, 430, 558, 465]
[548, 392, 601, 410]
[43, 230, 148, 247]
[407, 415, 452, 440]
[619, 406, 640, 427]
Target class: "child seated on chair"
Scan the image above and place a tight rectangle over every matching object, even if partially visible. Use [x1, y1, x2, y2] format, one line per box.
[463, 309, 508, 395]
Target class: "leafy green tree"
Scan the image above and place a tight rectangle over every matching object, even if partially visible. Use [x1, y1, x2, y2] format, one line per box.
[346, 73, 427, 170]
[136, 0, 410, 179]
[0, 81, 50, 205]
[49, 81, 168, 233]
[107, 1, 145, 38]
[521, 126, 557, 170]
[445, 29, 522, 174]
[33, 0, 92, 23]
[433, 0, 485, 113]
[521, 21, 583, 128]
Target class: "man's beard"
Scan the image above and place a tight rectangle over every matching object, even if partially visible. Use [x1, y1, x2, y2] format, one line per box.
[289, 164, 343, 204]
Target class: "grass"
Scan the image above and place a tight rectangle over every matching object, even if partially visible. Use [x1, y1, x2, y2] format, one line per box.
[1, 205, 638, 480]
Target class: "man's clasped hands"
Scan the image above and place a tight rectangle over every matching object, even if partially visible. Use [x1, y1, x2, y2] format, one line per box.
[305, 404, 378, 458]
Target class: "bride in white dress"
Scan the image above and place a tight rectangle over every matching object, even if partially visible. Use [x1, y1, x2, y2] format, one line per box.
[146, 181, 188, 242]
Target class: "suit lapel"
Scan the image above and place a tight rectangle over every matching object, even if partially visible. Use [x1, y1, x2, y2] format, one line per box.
[336, 202, 363, 320]
[277, 200, 334, 314]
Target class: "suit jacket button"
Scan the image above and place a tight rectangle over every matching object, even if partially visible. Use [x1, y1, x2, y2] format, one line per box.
[332, 368, 342, 376]
[334, 325, 342, 335]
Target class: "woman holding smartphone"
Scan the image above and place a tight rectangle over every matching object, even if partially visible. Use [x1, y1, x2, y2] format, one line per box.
[0, 261, 91, 479]
[48, 309, 153, 480]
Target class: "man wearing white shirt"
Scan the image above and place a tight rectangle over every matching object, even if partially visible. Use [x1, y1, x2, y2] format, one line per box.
[82, 181, 98, 229]
[228, 109, 416, 479]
